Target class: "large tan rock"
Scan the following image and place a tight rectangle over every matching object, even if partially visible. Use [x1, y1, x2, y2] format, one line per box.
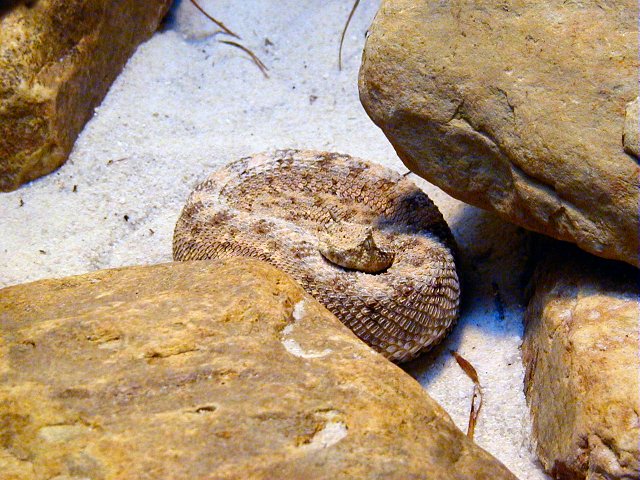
[523, 243, 640, 479]
[0, 259, 516, 479]
[0, 0, 171, 192]
[359, 0, 639, 267]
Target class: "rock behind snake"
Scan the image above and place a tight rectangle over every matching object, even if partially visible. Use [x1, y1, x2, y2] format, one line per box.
[173, 150, 460, 363]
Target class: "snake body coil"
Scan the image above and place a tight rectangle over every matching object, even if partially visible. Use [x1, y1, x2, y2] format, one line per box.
[173, 150, 460, 362]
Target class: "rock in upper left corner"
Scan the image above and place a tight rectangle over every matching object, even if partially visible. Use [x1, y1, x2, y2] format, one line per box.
[0, 0, 172, 192]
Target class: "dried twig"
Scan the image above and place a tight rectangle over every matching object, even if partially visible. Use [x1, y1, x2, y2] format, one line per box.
[338, 0, 361, 70]
[220, 40, 269, 79]
[190, 1, 269, 78]
[106, 156, 129, 166]
[450, 350, 483, 440]
[190, 0, 241, 39]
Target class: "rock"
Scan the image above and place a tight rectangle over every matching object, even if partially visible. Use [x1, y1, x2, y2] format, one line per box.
[623, 98, 639, 158]
[522, 242, 639, 479]
[0, 0, 171, 192]
[0, 259, 517, 479]
[359, 0, 640, 267]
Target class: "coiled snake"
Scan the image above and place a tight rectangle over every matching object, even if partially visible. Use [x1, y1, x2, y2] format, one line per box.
[173, 150, 460, 362]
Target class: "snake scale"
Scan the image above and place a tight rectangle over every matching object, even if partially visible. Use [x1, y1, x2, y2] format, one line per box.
[173, 150, 460, 363]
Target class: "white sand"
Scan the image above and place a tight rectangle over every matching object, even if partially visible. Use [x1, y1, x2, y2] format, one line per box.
[0, 1, 548, 477]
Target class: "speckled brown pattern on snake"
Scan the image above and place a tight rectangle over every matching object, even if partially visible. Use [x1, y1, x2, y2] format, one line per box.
[173, 150, 460, 363]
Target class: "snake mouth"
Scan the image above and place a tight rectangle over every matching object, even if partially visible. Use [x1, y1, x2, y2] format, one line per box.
[317, 221, 395, 274]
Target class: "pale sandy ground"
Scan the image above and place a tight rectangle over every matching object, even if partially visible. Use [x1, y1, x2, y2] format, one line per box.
[0, 1, 549, 478]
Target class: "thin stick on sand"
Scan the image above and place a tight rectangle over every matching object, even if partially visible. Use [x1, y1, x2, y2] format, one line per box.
[190, 0, 269, 78]
[190, 0, 241, 39]
[450, 350, 484, 440]
[220, 40, 270, 79]
[338, 0, 361, 70]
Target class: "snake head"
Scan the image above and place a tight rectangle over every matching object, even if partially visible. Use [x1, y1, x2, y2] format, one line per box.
[317, 221, 395, 273]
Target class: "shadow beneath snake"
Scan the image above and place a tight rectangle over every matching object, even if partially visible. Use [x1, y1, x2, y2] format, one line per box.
[401, 203, 533, 384]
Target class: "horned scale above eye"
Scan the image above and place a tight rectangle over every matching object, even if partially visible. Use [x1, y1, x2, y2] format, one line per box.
[173, 149, 460, 363]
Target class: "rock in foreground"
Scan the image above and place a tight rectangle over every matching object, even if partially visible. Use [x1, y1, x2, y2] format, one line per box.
[359, 0, 639, 266]
[0, 259, 516, 479]
[0, 0, 171, 191]
[523, 244, 639, 479]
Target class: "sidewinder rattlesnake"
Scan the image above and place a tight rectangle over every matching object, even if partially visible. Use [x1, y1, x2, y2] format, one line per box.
[173, 150, 460, 363]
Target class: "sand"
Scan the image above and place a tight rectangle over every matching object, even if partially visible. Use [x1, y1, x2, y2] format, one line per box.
[0, 1, 547, 478]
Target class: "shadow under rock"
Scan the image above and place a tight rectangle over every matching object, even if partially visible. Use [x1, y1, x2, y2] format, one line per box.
[0, 0, 35, 18]
[403, 203, 533, 380]
[450, 203, 533, 336]
[160, 0, 182, 31]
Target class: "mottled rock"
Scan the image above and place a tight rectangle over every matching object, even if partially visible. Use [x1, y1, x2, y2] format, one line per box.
[359, 0, 639, 266]
[623, 98, 639, 158]
[0, 259, 516, 479]
[0, 0, 171, 192]
[523, 243, 639, 479]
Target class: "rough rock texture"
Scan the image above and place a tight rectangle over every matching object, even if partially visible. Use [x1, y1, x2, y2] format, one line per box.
[0, 0, 171, 192]
[522, 243, 640, 480]
[359, 0, 640, 267]
[623, 98, 639, 158]
[0, 259, 516, 479]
